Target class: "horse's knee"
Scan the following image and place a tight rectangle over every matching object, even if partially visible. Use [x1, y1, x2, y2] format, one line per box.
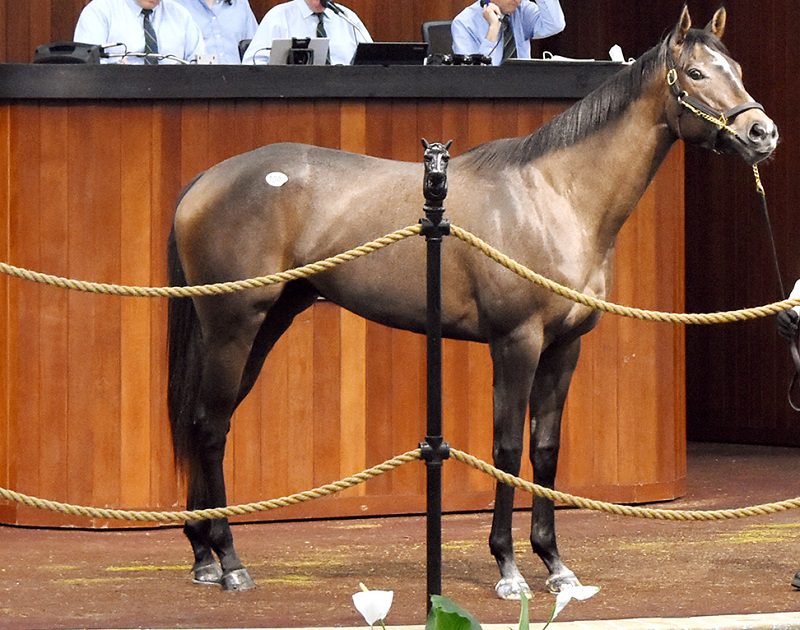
[531, 444, 559, 480]
[493, 444, 523, 472]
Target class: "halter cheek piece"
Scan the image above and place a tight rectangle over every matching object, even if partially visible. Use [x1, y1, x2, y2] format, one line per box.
[665, 55, 764, 147]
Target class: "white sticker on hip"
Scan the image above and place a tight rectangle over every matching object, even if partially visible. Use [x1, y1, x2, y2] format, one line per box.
[266, 172, 289, 187]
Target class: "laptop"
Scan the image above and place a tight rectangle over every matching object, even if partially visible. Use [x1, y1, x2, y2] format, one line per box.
[352, 42, 429, 66]
[268, 38, 329, 65]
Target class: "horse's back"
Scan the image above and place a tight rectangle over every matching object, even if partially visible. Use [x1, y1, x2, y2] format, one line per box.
[174, 142, 423, 283]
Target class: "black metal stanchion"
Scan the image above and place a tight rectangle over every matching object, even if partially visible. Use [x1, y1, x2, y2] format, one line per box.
[419, 139, 452, 615]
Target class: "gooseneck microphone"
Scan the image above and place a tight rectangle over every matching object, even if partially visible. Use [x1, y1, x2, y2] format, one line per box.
[319, 0, 369, 43]
[321, 0, 343, 15]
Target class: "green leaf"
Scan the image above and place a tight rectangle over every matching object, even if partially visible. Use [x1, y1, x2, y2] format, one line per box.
[517, 595, 529, 630]
[426, 595, 482, 630]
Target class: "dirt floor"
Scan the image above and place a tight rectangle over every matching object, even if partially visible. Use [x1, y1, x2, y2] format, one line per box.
[3, 442, 800, 629]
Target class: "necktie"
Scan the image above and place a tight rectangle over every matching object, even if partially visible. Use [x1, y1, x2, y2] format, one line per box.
[315, 13, 331, 64]
[142, 9, 159, 65]
[501, 15, 516, 62]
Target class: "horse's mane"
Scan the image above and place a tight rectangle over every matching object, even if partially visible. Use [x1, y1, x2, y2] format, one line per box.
[460, 28, 730, 169]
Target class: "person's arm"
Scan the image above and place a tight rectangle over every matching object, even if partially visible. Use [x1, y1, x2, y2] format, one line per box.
[451, 11, 496, 57]
[524, 0, 565, 39]
[340, 6, 372, 43]
[74, 5, 110, 46]
[242, 8, 285, 64]
[243, 2, 258, 39]
[778, 310, 799, 340]
[184, 19, 205, 62]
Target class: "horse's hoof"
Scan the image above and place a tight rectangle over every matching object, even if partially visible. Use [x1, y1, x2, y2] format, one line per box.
[545, 570, 581, 594]
[495, 577, 532, 600]
[192, 560, 223, 586]
[221, 568, 256, 592]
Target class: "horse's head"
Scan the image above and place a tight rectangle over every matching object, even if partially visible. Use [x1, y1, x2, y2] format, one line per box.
[663, 7, 778, 165]
[421, 138, 453, 203]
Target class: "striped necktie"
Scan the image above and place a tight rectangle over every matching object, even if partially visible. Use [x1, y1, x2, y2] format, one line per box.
[501, 15, 516, 62]
[315, 13, 331, 64]
[142, 8, 159, 65]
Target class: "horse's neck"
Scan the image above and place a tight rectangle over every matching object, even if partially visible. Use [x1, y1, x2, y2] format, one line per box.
[536, 86, 675, 252]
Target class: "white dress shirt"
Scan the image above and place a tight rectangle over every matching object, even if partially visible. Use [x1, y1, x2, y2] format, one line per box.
[175, 0, 257, 64]
[242, 0, 372, 66]
[74, 0, 205, 64]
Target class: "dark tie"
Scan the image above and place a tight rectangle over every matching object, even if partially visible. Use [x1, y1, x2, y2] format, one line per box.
[142, 8, 159, 65]
[501, 15, 517, 62]
[315, 13, 331, 64]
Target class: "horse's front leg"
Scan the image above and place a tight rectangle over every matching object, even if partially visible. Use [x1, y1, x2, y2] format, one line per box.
[488, 330, 540, 600]
[529, 337, 583, 593]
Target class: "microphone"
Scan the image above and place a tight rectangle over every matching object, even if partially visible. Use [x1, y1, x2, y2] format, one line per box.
[321, 0, 343, 15]
[99, 42, 127, 58]
[319, 0, 370, 44]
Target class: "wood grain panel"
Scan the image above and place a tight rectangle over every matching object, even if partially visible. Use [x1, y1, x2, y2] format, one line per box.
[0, 96, 685, 526]
[0, 105, 8, 522]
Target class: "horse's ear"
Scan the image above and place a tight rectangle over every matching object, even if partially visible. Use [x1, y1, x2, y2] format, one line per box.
[705, 7, 726, 39]
[670, 4, 692, 47]
[444, 139, 453, 150]
[421, 138, 430, 149]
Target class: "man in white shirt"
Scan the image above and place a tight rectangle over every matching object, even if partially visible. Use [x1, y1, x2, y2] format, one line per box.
[175, 0, 257, 64]
[242, 0, 371, 66]
[75, 0, 205, 64]
[451, 0, 565, 66]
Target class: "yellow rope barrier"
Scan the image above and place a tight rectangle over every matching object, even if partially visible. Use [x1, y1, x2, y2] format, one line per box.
[0, 450, 422, 523]
[0, 221, 794, 323]
[0, 225, 421, 298]
[0, 224, 796, 523]
[449, 224, 800, 324]
[3, 447, 800, 523]
[449, 449, 800, 521]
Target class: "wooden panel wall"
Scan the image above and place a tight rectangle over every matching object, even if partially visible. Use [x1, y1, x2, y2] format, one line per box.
[0, 97, 685, 526]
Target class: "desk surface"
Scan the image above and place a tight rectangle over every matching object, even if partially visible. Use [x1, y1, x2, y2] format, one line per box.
[0, 61, 625, 100]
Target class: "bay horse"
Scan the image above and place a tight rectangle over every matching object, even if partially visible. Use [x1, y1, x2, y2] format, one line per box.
[167, 7, 777, 598]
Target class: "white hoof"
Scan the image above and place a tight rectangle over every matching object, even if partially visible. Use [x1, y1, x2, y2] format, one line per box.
[495, 577, 532, 600]
[545, 570, 581, 594]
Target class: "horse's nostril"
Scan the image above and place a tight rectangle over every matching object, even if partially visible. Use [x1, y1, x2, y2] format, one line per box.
[749, 122, 767, 141]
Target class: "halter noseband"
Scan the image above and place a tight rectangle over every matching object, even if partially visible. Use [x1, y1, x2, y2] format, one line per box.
[665, 54, 764, 145]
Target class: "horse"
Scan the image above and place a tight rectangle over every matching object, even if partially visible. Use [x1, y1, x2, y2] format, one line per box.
[167, 7, 777, 598]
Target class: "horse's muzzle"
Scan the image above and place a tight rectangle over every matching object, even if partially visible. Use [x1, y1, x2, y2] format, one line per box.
[722, 113, 779, 165]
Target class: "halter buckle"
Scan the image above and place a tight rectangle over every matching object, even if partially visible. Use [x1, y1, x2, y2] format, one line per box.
[666, 68, 678, 86]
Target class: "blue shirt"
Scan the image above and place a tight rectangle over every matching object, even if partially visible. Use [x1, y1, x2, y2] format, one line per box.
[451, 0, 565, 66]
[74, 0, 205, 64]
[174, 0, 257, 64]
[242, 0, 372, 65]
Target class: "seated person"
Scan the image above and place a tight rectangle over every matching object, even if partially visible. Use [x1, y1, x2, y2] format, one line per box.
[175, 0, 258, 64]
[74, 0, 205, 64]
[451, 0, 565, 66]
[242, 0, 372, 65]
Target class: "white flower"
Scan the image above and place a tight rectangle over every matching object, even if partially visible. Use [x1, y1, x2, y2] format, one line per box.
[552, 585, 600, 620]
[353, 587, 393, 627]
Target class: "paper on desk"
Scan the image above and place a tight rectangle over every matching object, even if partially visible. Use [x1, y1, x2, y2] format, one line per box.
[542, 51, 595, 62]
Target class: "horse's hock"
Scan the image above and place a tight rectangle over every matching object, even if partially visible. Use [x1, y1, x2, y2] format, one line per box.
[0, 83, 686, 528]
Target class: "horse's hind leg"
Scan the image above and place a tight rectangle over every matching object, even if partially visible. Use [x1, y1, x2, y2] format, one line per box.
[184, 283, 318, 591]
[181, 294, 273, 591]
[529, 337, 582, 593]
[488, 330, 540, 600]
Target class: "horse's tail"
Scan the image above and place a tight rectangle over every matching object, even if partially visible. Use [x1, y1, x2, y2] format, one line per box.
[167, 179, 203, 475]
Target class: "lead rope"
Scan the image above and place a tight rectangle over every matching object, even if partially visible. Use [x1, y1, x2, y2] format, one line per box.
[751, 165, 800, 410]
[667, 64, 797, 410]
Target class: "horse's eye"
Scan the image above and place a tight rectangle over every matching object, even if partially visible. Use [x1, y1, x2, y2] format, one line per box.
[687, 68, 704, 81]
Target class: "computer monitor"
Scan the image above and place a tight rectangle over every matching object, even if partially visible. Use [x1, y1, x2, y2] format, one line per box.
[352, 42, 429, 66]
[267, 38, 329, 65]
